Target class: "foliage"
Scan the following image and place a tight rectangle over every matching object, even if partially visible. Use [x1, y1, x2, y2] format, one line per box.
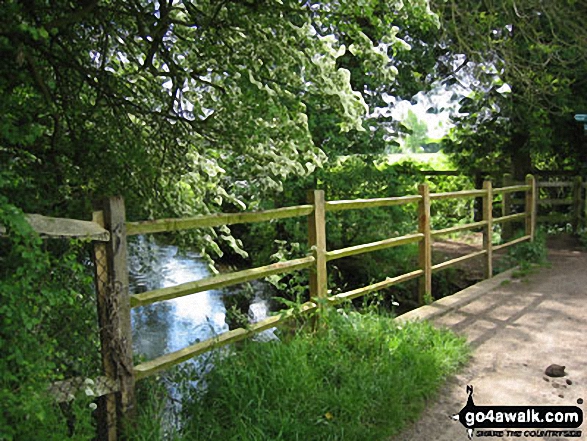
[223, 282, 257, 330]
[431, 0, 587, 179]
[0, 0, 447, 332]
[511, 229, 548, 264]
[1, 0, 437, 239]
[0, 3, 444, 436]
[502, 228, 548, 277]
[0, 186, 99, 440]
[131, 309, 469, 441]
[401, 109, 435, 153]
[227, 156, 472, 312]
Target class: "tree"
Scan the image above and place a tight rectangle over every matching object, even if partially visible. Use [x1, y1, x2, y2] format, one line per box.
[306, 0, 440, 158]
[1, 0, 437, 220]
[401, 109, 431, 152]
[1, 2, 446, 436]
[430, 0, 587, 179]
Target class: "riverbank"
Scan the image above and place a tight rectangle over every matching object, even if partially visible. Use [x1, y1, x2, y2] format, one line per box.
[131, 309, 470, 440]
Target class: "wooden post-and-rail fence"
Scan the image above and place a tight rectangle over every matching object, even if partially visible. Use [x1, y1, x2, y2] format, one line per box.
[503, 173, 586, 235]
[1, 176, 541, 440]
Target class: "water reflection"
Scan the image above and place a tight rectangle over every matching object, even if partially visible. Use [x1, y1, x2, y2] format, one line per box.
[128, 236, 229, 361]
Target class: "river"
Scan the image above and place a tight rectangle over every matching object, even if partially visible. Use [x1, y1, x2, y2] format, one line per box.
[128, 236, 274, 365]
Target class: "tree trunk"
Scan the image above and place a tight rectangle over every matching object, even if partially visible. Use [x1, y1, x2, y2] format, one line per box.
[510, 132, 532, 182]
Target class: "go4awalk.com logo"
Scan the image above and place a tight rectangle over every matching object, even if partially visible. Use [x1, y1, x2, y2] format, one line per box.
[451, 386, 583, 439]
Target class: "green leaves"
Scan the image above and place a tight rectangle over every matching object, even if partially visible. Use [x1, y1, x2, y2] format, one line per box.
[1, 0, 441, 230]
[0, 194, 99, 438]
[432, 0, 587, 176]
[171, 310, 468, 441]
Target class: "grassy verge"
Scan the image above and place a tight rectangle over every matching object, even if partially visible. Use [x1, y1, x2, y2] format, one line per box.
[132, 308, 469, 441]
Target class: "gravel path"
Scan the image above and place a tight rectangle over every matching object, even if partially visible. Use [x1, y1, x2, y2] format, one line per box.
[391, 240, 587, 441]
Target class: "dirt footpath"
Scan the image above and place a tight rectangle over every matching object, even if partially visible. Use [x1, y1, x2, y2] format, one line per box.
[392, 241, 587, 441]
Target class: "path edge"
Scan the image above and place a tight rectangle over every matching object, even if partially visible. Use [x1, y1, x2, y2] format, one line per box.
[396, 268, 518, 324]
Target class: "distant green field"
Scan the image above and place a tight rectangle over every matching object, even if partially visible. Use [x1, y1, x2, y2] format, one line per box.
[381, 152, 453, 168]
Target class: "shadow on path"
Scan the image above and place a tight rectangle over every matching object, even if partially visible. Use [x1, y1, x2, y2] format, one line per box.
[391, 239, 587, 441]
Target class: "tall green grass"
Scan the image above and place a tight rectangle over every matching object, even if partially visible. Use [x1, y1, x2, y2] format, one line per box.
[133, 309, 469, 441]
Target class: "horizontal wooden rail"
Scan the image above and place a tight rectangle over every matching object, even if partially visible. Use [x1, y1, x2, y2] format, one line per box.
[328, 270, 424, 303]
[0, 214, 110, 241]
[324, 195, 421, 212]
[493, 185, 531, 195]
[126, 205, 314, 235]
[130, 256, 315, 308]
[134, 268, 427, 379]
[431, 220, 488, 237]
[537, 181, 573, 188]
[511, 197, 571, 206]
[493, 235, 532, 252]
[134, 301, 319, 379]
[537, 214, 570, 224]
[429, 189, 486, 200]
[49, 376, 119, 403]
[417, 170, 462, 176]
[325, 234, 423, 262]
[431, 250, 487, 273]
[537, 198, 573, 206]
[493, 213, 526, 224]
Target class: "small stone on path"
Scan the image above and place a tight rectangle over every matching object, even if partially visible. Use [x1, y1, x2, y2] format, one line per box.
[545, 364, 566, 377]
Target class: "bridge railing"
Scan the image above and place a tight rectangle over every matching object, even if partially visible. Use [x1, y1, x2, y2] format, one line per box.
[503, 174, 585, 233]
[1, 175, 540, 440]
[122, 175, 536, 382]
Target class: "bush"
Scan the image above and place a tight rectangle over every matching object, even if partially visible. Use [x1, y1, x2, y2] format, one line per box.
[226, 156, 474, 311]
[507, 228, 548, 273]
[0, 195, 99, 440]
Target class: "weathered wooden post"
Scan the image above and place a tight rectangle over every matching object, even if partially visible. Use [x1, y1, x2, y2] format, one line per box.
[525, 175, 537, 241]
[308, 190, 328, 303]
[418, 184, 432, 305]
[482, 181, 493, 279]
[93, 197, 135, 440]
[584, 179, 587, 232]
[502, 173, 513, 241]
[572, 176, 583, 233]
[92, 210, 117, 441]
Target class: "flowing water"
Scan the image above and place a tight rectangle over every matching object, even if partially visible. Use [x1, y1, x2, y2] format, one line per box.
[128, 236, 275, 365]
[127, 237, 278, 431]
[128, 236, 228, 361]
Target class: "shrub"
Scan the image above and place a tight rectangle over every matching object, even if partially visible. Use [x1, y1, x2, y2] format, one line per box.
[0, 195, 99, 440]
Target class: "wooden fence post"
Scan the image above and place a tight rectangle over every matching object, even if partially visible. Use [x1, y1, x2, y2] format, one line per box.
[308, 190, 328, 302]
[92, 210, 118, 441]
[418, 184, 432, 305]
[502, 173, 513, 241]
[584, 180, 587, 232]
[572, 176, 583, 233]
[525, 175, 537, 241]
[94, 197, 135, 439]
[482, 181, 493, 279]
